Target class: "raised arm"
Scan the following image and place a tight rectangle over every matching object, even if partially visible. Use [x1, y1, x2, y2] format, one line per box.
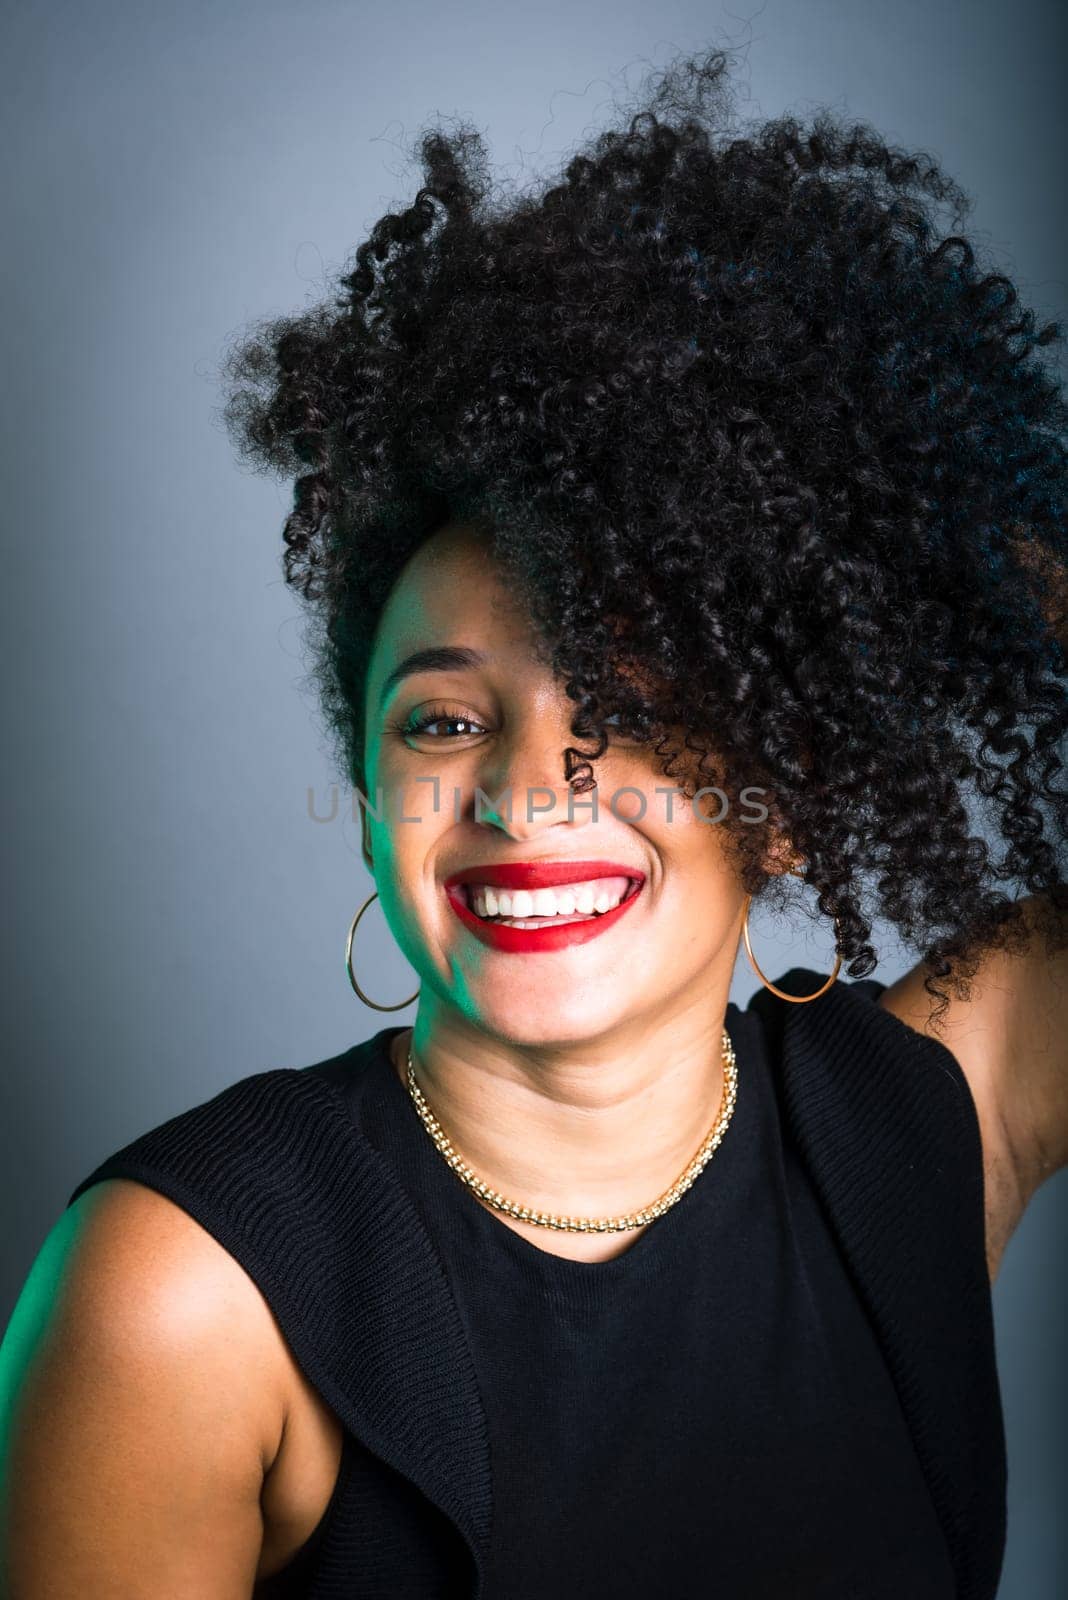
[878, 893, 1068, 1282]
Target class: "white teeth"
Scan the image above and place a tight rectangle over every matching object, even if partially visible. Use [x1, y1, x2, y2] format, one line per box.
[466, 875, 634, 920]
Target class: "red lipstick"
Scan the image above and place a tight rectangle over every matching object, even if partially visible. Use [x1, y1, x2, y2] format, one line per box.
[442, 859, 646, 953]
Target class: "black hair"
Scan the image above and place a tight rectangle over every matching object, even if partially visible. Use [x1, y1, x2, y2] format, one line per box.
[220, 48, 1068, 1020]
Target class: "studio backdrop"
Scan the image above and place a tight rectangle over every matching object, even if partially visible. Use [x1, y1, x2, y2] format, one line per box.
[1, 3, 1065, 1595]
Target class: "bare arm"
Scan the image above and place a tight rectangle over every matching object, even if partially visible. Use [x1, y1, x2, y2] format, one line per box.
[0, 1178, 290, 1598]
[993, 895, 1068, 1196]
[878, 892, 1068, 1283]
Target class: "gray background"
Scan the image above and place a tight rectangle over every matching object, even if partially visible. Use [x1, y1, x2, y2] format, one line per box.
[2, 2, 1065, 1592]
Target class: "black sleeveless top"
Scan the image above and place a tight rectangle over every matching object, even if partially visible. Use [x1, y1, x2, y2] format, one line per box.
[66, 972, 1006, 1599]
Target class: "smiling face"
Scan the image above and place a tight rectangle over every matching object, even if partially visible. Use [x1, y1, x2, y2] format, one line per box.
[361, 520, 755, 1049]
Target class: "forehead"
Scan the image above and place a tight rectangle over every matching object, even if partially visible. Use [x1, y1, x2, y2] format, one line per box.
[382, 524, 498, 626]
[367, 524, 536, 691]
[377, 524, 508, 636]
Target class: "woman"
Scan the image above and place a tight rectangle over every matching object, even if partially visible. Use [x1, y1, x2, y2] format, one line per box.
[2, 48, 1066, 1600]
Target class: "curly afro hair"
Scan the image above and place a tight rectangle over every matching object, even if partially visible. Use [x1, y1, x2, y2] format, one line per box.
[220, 48, 1068, 1019]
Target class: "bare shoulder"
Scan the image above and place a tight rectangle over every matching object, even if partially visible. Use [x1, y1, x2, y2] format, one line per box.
[0, 1176, 293, 1596]
[876, 895, 1068, 1285]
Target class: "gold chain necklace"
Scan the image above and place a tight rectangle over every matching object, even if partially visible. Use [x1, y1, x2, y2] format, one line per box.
[403, 1028, 738, 1234]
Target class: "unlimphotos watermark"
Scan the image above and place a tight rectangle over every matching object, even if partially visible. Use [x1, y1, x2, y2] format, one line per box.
[306, 779, 771, 826]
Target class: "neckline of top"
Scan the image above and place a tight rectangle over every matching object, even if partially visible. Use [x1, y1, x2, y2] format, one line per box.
[366, 1005, 753, 1279]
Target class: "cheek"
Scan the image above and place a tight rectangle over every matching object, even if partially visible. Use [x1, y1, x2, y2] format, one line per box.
[366, 769, 449, 839]
[657, 791, 735, 878]
[370, 806, 452, 918]
[654, 823, 741, 958]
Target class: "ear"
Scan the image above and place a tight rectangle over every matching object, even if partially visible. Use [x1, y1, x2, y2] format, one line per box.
[763, 834, 804, 877]
[355, 762, 375, 874]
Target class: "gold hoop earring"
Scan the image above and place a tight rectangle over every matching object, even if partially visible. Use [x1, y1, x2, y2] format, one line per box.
[741, 868, 842, 1003]
[345, 889, 420, 1011]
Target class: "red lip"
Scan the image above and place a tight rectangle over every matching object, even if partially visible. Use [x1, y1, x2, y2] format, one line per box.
[442, 861, 646, 954]
[444, 859, 645, 891]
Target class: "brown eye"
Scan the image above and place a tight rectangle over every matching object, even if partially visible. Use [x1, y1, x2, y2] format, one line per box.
[402, 704, 488, 740]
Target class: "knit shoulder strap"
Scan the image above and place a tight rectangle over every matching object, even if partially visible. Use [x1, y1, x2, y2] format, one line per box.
[748, 969, 1007, 1600]
[66, 1057, 493, 1587]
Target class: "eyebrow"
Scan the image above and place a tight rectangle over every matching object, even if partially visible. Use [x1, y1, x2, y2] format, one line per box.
[378, 645, 489, 707]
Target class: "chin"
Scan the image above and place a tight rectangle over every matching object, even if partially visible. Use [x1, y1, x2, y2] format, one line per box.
[465, 980, 638, 1050]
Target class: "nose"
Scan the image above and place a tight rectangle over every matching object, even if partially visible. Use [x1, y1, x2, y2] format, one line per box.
[472, 722, 596, 841]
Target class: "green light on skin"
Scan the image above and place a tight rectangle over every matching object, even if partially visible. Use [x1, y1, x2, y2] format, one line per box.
[0, 1194, 96, 1508]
